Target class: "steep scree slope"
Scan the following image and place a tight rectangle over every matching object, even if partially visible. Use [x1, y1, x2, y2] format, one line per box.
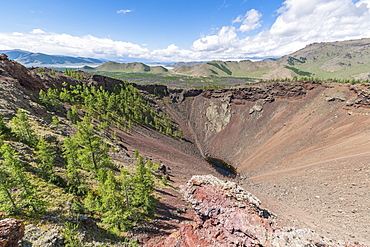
[162, 81, 370, 244]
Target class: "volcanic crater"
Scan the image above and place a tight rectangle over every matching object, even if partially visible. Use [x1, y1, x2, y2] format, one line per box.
[127, 81, 370, 245]
[1, 55, 369, 245]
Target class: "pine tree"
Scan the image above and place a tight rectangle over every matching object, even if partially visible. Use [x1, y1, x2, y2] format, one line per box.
[66, 105, 80, 124]
[63, 137, 85, 195]
[74, 116, 113, 174]
[11, 109, 38, 147]
[0, 143, 46, 215]
[0, 114, 11, 136]
[0, 148, 19, 214]
[35, 138, 55, 181]
[98, 169, 132, 232]
[132, 156, 155, 217]
[39, 88, 62, 111]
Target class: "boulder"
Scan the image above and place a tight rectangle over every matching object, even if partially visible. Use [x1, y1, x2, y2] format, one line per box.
[21, 224, 64, 247]
[0, 218, 25, 247]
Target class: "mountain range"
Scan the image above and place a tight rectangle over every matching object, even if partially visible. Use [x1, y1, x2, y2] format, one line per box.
[0, 49, 103, 66]
[2, 37, 370, 80]
[170, 38, 370, 80]
[90, 38, 370, 80]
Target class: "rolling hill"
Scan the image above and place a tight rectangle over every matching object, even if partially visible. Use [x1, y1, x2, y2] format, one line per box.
[170, 38, 370, 80]
[3, 37, 370, 80]
[170, 59, 295, 78]
[278, 38, 370, 79]
[94, 61, 168, 73]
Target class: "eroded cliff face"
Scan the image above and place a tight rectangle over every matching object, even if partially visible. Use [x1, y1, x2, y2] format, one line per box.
[165, 80, 370, 177]
[162, 81, 370, 244]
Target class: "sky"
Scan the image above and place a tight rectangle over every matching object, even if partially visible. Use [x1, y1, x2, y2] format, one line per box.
[0, 0, 370, 62]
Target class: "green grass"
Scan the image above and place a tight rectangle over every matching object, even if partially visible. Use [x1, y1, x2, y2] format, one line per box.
[294, 61, 370, 80]
[207, 62, 233, 75]
[232, 67, 271, 78]
[285, 66, 312, 77]
[92, 72, 256, 88]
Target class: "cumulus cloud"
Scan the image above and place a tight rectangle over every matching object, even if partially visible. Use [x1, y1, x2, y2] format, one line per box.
[190, 0, 370, 60]
[0, 31, 148, 59]
[270, 0, 370, 41]
[232, 9, 262, 32]
[191, 26, 238, 52]
[117, 9, 132, 14]
[30, 29, 46, 34]
[138, 44, 198, 62]
[1, 0, 370, 62]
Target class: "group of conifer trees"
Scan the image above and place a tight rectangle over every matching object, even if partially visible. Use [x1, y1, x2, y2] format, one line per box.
[0, 111, 48, 215]
[39, 82, 183, 137]
[0, 109, 156, 233]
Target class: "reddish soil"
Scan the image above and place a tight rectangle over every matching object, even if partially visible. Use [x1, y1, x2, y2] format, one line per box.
[120, 82, 370, 245]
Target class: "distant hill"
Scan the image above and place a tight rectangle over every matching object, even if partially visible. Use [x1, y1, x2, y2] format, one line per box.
[94, 61, 168, 73]
[6, 38, 369, 80]
[278, 38, 370, 80]
[169, 61, 207, 68]
[0, 49, 103, 65]
[171, 38, 370, 80]
[171, 59, 295, 79]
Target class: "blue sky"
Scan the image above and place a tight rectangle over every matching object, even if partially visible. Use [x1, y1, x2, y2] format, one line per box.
[0, 0, 369, 62]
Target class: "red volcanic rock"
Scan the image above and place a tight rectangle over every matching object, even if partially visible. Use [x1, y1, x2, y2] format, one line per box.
[179, 175, 275, 246]
[0, 218, 25, 247]
[0, 54, 44, 92]
[152, 175, 368, 247]
[201, 81, 313, 104]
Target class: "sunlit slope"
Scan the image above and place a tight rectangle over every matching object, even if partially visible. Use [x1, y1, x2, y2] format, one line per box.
[95, 61, 168, 73]
[279, 38, 370, 80]
[171, 60, 293, 78]
[171, 38, 370, 80]
[179, 82, 369, 176]
[170, 81, 370, 242]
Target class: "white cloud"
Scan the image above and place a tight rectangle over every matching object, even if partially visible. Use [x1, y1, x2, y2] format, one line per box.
[1, 0, 370, 62]
[191, 26, 238, 52]
[232, 9, 262, 32]
[117, 9, 132, 14]
[139, 44, 197, 62]
[190, 0, 370, 60]
[30, 29, 45, 34]
[0, 31, 149, 59]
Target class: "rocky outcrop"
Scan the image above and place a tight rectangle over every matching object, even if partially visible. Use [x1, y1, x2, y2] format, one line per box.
[205, 97, 232, 133]
[153, 175, 368, 247]
[0, 53, 44, 92]
[0, 215, 25, 247]
[201, 81, 317, 104]
[21, 224, 64, 247]
[347, 84, 370, 107]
